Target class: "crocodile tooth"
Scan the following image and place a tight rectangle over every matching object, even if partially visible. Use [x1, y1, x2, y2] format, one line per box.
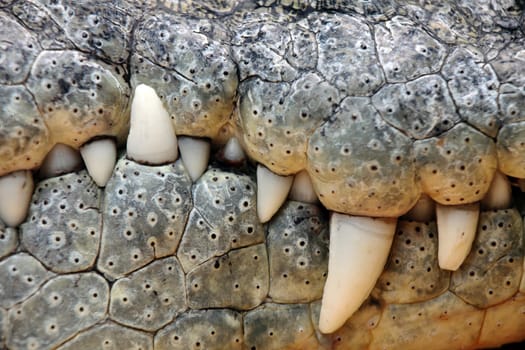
[126, 84, 178, 165]
[481, 171, 512, 210]
[0, 170, 34, 227]
[178, 136, 210, 182]
[222, 137, 246, 164]
[80, 138, 117, 187]
[518, 178, 525, 192]
[256, 165, 293, 223]
[436, 202, 480, 271]
[288, 170, 318, 203]
[319, 213, 396, 333]
[39, 143, 82, 179]
[403, 193, 435, 222]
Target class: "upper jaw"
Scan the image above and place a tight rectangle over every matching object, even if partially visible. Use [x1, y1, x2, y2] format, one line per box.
[1, 82, 520, 337]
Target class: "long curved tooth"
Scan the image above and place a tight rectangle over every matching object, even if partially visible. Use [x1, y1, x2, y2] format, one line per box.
[39, 143, 83, 179]
[222, 137, 246, 164]
[178, 136, 210, 182]
[80, 138, 117, 187]
[403, 193, 435, 222]
[481, 171, 512, 210]
[256, 164, 293, 223]
[288, 170, 318, 203]
[436, 202, 480, 271]
[126, 84, 178, 165]
[319, 213, 396, 334]
[0, 170, 34, 227]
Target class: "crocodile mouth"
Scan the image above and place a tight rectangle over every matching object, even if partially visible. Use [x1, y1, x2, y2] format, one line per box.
[1, 1, 525, 349]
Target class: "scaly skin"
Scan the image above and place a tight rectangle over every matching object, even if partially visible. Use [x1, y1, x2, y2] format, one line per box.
[0, 1, 525, 349]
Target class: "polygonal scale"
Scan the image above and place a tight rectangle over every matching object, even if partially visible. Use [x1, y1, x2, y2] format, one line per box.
[244, 303, 319, 350]
[0, 221, 17, 259]
[154, 309, 242, 350]
[0, 253, 54, 309]
[372, 75, 459, 139]
[237, 74, 339, 174]
[57, 322, 153, 350]
[414, 123, 497, 205]
[374, 16, 447, 82]
[374, 221, 450, 304]
[187, 244, 268, 310]
[26, 50, 129, 149]
[21, 171, 102, 273]
[442, 47, 500, 137]
[109, 257, 186, 332]
[267, 201, 328, 303]
[6, 273, 109, 350]
[450, 209, 524, 308]
[98, 157, 192, 279]
[177, 168, 263, 272]
[307, 96, 418, 217]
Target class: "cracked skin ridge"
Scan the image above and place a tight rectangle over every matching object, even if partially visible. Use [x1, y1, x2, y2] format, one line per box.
[0, 0, 525, 349]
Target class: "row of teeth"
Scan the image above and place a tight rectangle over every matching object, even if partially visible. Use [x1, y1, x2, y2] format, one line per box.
[0, 84, 516, 334]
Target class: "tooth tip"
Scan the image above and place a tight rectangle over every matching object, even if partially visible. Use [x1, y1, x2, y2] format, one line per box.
[256, 165, 293, 223]
[178, 137, 210, 182]
[319, 306, 347, 334]
[0, 170, 34, 227]
[80, 139, 117, 187]
[222, 137, 245, 164]
[127, 84, 178, 165]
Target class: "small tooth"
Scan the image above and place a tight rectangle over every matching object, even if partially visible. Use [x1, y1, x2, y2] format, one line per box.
[126, 84, 178, 165]
[481, 171, 512, 210]
[80, 138, 117, 187]
[288, 170, 318, 203]
[521, 258, 525, 293]
[178, 136, 210, 181]
[319, 213, 396, 333]
[436, 202, 480, 271]
[256, 164, 293, 223]
[0, 170, 34, 227]
[518, 178, 525, 192]
[222, 137, 245, 164]
[39, 143, 83, 179]
[403, 194, 435, 222]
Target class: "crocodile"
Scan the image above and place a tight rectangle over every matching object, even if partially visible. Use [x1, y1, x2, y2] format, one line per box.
[1, 0, 525, 349]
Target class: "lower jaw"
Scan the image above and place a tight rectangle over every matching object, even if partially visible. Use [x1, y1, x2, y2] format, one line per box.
[1, 137, 525, 349]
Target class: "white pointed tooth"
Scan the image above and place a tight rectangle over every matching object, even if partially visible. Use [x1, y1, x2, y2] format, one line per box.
[126, 84, 178, 165]
[178, 136, 210, 182]
[436, 202, 480, 271]
[288, 170, 318, 203]
[223, 137, 245, 164]
[319, 214, 396, 334]
[39, 143, 82, 179]
[404, 193, 435, 222]
[0, 170, 34, 227]
[481, 171, 512, 210]
[256, 164, 293, 223]
[80, 138, 117, 187]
